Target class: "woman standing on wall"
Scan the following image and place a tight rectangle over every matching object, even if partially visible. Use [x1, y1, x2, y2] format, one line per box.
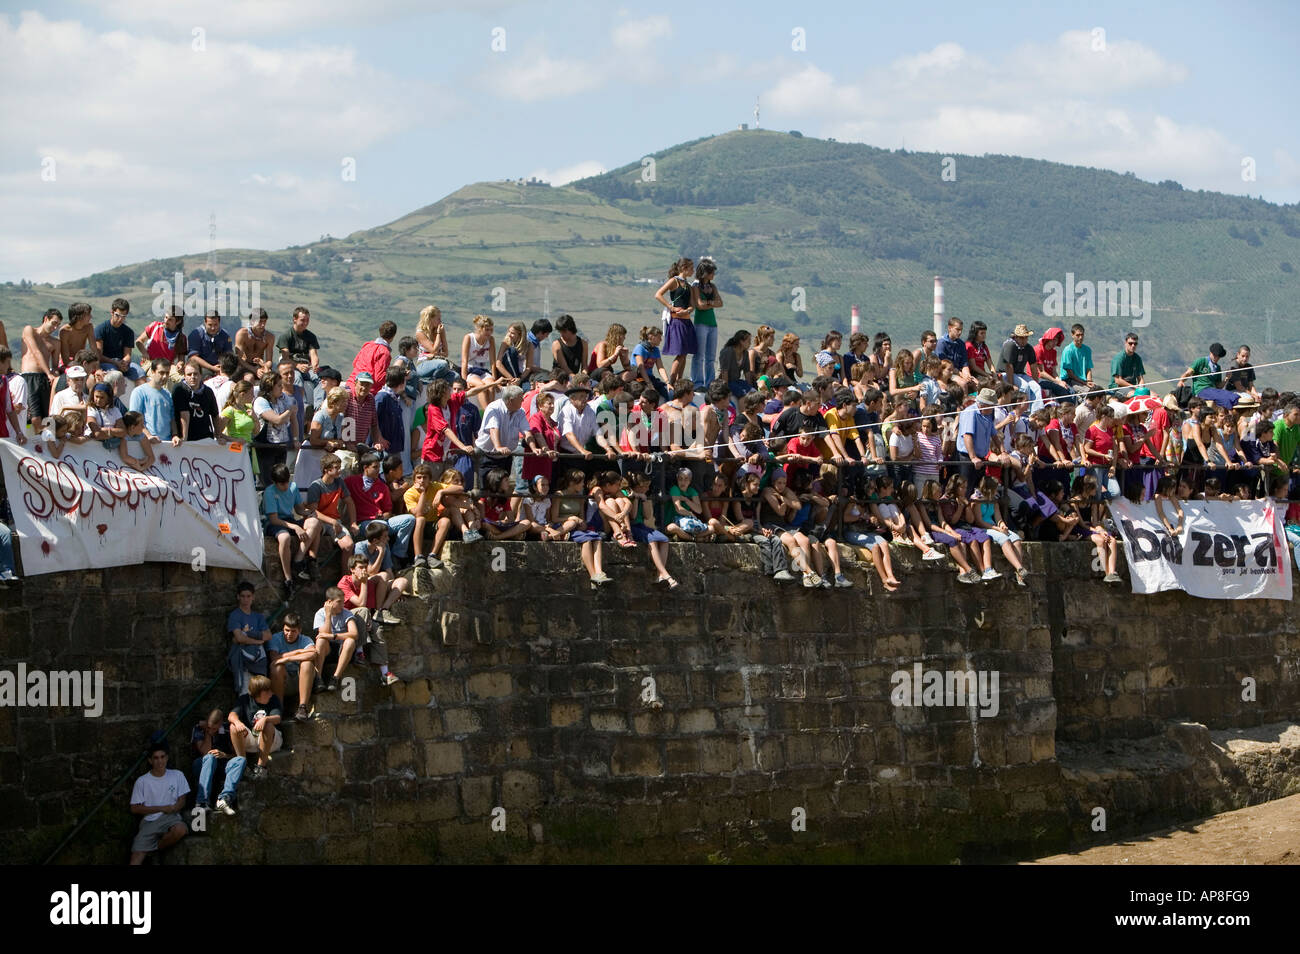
[655, 258, 695, 387]
[691, 258, 723, 389]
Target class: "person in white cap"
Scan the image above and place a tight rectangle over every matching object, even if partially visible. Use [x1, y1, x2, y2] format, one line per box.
[998, 324, 1045, 413]
[49, 365, 90, 417]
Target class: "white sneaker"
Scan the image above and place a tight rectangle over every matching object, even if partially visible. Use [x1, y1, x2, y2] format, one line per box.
[920, 533, 934, 546]
[216, 797, 236, 816]
[981, 568, 1001, 581]
[802, 572, 819, 588]
[922, 549, 946, 561]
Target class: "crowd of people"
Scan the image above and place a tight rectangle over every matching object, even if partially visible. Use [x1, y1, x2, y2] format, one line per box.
[2, 277, 1292, 859]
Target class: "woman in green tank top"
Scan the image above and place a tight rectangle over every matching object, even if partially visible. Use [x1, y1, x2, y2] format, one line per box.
[691, 258, 723, 390]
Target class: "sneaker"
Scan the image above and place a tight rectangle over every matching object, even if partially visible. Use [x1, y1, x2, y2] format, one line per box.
[834, 573, 853, 588]
[427, 556, 444, 570]
[413, 554, 427, 568]
[354, 647, 367, 664]
[957, 570, 978, 584]
[1016, 567, 1030, 586]
[802, 572, 819, 588]
[249, 765, 267, 781]
[295, 704, 309, 721]
[382, 671, 401, 687]
[920, 533, 935, 546]
[773, 569, 797, 582]
[324, 677, 338, 692]
[312, 677, 326, 695]
[215, 798, 236, 816]
[591, 573, 612, 586]
[378, 609, 402, 625]
[819, 576, 833, 589]
[922, 549, 946, 562]
[281, 578, 295, 601]
[295, 561, 312, 582]
[981, 568, 1002, 581]
[1103, 572, 1123, 584]
[0, 569, 17, 582]
[462, 530, 483, 543]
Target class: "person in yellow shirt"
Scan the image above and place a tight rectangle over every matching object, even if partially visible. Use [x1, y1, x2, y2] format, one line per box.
[405, 463, 453, 570]
[823, 389, 868, 496]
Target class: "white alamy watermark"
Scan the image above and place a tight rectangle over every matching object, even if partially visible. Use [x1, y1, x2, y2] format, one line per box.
[890, 664, 1000, 717]
[50, 885, 151, 934]
[1042, 273, 1152, 328]
[151, 271, 261, 319]
[0, 664, 104, 717]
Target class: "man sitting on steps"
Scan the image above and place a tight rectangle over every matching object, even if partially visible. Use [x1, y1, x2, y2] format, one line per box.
[268, 612, 322, 722]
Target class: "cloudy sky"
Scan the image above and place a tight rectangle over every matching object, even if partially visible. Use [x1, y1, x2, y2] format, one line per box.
[2, 0, 1296, 283]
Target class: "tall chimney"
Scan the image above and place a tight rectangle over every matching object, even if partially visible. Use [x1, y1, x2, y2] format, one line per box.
[850, 304, 860, 336]
[933, 277, 944, 339]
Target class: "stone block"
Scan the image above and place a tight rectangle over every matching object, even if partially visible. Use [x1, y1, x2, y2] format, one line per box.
[443, 707, 483, 735]
[467, 671, 514, 700]
[676, 708, 718, 734]
[502, 770, 543, 811]
[460, 775, 496, 817]
[423, 741, 465, 777]
[612, 739, 662, 777]
[550, 701, 584, 727]
[590, 709, 628, 733]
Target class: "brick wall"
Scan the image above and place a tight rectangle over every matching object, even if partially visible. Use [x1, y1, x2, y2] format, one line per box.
[2, 541, 1297, 864]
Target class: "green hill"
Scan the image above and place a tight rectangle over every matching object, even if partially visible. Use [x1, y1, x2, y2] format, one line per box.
[4, 130, 1298, 389]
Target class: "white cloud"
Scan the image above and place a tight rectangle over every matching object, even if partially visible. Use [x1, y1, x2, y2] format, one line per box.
[483, 54, 604, 102]
[526, 160, 607, 186]
[0, 12, 457, 282]
[611, 16, 671, 52]
[87, 0, 514, 34]
[758, 32, 1284, 197]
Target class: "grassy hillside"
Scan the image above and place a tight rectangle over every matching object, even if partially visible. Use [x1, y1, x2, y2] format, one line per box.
[4, 130, 1298, 389]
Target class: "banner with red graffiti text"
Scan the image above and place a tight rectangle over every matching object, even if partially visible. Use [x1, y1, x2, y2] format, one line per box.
[0, 438, 262, 576]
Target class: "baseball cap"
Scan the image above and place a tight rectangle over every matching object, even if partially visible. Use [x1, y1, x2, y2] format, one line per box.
[355, 372, 374, 384]
[67, 365, 87, 379]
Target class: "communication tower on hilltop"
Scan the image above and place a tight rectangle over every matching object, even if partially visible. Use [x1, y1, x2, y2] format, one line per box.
[754, 97, 760, 130]
[543, 287, 550, 322]
[207, 212, 216, 271]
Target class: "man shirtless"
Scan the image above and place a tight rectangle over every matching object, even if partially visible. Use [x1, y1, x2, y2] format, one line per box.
[234, 308, 275, 379]
[21, 308, 62, 421]
[60, 303, 97, 368]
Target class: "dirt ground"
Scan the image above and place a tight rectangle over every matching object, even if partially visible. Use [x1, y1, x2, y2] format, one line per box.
[1028, 793, 1300, 865]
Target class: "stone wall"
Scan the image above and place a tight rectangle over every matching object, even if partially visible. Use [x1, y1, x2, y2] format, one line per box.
[2, 541, 1297, 864]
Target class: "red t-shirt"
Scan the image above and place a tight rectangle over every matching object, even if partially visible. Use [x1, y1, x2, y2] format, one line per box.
[346, 341, 392, 390]
[785, 436, 819, 477]
[1045, 419, 1076, 458]
[339, 573, 377, 610]
[344, 474, 392, 523]
[1034, 343, 1058, 377]
[420, 392, 465, 463]
[1085, 424, 1114, 461]
[965, 341, 991, 373]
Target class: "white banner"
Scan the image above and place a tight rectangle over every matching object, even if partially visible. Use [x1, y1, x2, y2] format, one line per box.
[1111, 498, 1292, 600]
[0, 438, 263, 575]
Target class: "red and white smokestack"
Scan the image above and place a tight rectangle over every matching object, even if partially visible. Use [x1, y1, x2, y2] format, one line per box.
[850, 304, 860, 336]
[932, 277, 944, 338]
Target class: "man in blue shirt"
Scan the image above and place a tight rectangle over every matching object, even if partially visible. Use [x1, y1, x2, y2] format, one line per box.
[128, 359, 177, 443]
[935, 316, 972, 387]
[527, 319, 552, 372]
[187, 311, 233, 377]
[227, 581, 271, 696]
[957, 387, 998, 488]
[267, 612, 320, 723]
[95, 298, 141, 381]
[374, 365, 408, 457]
